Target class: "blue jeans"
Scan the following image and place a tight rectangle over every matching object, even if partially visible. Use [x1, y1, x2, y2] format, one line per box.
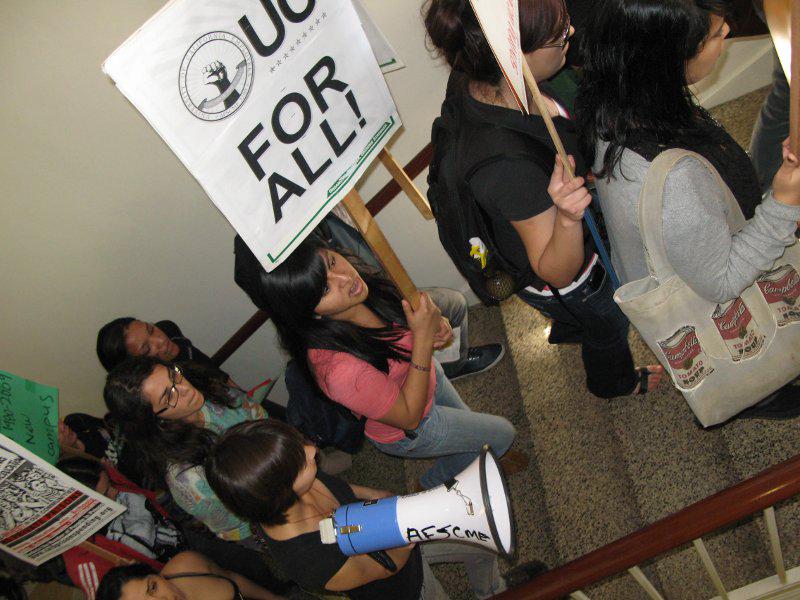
[517, 265, 637, 398]
[372, 362, 516, 489]
[424, 287, 469, 375]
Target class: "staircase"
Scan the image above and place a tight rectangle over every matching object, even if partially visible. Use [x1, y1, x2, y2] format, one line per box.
[345, 86, 800, 599]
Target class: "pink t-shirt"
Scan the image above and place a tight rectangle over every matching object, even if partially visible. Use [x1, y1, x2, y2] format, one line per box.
[308, 329, 436, 443]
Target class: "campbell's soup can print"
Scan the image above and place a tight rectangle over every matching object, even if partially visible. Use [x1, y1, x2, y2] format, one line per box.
[658, 326, 714, 390]
[756, 264, 800, 327]
[711, 297, 765, 361]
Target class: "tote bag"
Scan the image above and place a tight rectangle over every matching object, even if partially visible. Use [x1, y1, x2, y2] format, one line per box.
[614, 149, 800, 426]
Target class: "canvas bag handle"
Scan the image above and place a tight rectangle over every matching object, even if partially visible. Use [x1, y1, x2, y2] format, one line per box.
[637, 148, 747, 283]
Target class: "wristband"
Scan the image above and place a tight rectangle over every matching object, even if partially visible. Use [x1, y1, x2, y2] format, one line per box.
[409, 360, 431, 373]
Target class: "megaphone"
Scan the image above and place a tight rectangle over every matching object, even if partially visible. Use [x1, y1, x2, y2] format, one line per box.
[319, 445, 515, 557]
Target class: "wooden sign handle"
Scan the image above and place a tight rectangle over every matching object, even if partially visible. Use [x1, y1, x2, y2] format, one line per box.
[522, 61, 574, 178]
[378, 149, 434, 220]
[791, 1, 799, 155]
[78, 541, 134, 566]
[341, 189, 421, 308]
[763, 0, 799, 154]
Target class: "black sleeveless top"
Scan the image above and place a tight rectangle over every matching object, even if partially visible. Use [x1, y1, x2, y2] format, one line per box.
[253, 473, 423, 599]
[629, 112, 761, 219]
[164, 572, 243, 600]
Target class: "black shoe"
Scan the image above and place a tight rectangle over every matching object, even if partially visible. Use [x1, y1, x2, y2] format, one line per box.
[503, 560, 549, 589]
[445, 344, 505, 381]
[738, 385, 800, 420]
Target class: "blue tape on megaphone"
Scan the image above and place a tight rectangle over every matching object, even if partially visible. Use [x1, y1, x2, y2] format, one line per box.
[333, 496, 406, 555]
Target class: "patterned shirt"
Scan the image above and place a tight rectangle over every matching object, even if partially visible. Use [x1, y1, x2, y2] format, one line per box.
[165, 389, 266, 541]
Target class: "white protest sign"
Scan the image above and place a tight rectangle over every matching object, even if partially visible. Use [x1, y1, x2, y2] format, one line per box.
[104, 0, 401, 271]
[352, 0, 405, 73]
[468, 0, 527, 113]
[0, 435, 124, 566]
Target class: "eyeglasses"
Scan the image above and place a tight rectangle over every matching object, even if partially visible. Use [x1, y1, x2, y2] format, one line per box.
[542, 20, 572, 49]
[154, 364, 183, 416]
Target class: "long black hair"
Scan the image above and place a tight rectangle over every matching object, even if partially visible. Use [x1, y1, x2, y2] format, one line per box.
[234, 235, 410, 385]
[576, 0, 728, 177]
[103, 357, 237, 486]
[206, 419, 308, 527]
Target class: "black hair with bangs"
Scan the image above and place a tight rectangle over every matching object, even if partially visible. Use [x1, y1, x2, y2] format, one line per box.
[233, 235, 411, 388]
[576, 0, 729, 177]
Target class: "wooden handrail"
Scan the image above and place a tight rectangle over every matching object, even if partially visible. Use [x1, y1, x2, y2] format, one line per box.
[212, 143, 435, 367]
[495, 453, 800, 600]
[211, 309, 269, 367]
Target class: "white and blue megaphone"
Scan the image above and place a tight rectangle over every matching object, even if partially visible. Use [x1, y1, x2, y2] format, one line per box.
[319, 445, 515, 557]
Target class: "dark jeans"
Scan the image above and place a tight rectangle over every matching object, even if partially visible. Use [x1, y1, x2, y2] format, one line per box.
[517, 266, 637, 398]
[750, 47, 790, 193]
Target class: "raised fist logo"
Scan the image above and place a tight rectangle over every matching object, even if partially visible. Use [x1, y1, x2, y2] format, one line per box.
[179, 32, 253, 121]
[204, 61, 230, 91]
[203, 60, 240, 110]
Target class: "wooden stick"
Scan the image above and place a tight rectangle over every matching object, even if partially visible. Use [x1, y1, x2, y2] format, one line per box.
[341, 189, 421, 308]
[791, 0, 799, 154]
[78, 541, 134, 566]
[378, 149, 434, 220]
[522, 61, 574, 177]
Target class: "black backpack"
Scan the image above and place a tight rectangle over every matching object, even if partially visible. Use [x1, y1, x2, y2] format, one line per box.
[284, 360, 365, 454]
[427, 93, 558, 304]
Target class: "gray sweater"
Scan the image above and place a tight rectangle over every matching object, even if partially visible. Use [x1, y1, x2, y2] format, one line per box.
[593, 143, 800, 303]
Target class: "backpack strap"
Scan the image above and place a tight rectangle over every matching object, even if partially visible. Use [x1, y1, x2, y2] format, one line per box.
[638, 148, 746, 283]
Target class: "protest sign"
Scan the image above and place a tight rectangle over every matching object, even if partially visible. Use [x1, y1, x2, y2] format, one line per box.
[0, 434, 124, 566]
[0, 371, 58, 465]
[352, 0, 405, 73]
[468, 0, 528, 113]
[104, 0, 401, 272]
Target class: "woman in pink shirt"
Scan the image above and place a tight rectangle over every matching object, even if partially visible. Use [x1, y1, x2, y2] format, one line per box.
[234, 236, 521, 489]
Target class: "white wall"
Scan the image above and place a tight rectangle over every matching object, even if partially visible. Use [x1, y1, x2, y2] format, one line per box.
[0, 1, 771, 416]
[691, 35, 773, 108]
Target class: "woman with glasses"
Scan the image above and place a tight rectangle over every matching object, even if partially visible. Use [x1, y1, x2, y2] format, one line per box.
[424, 0, 663, 398]
[103, 358, 265, 542]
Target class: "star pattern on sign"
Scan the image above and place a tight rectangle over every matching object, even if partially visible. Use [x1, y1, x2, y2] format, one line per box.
[269, 13, 328, 73]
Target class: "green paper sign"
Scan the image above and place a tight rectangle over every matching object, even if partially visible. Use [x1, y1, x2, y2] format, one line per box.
[0, 371, 59, 464]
